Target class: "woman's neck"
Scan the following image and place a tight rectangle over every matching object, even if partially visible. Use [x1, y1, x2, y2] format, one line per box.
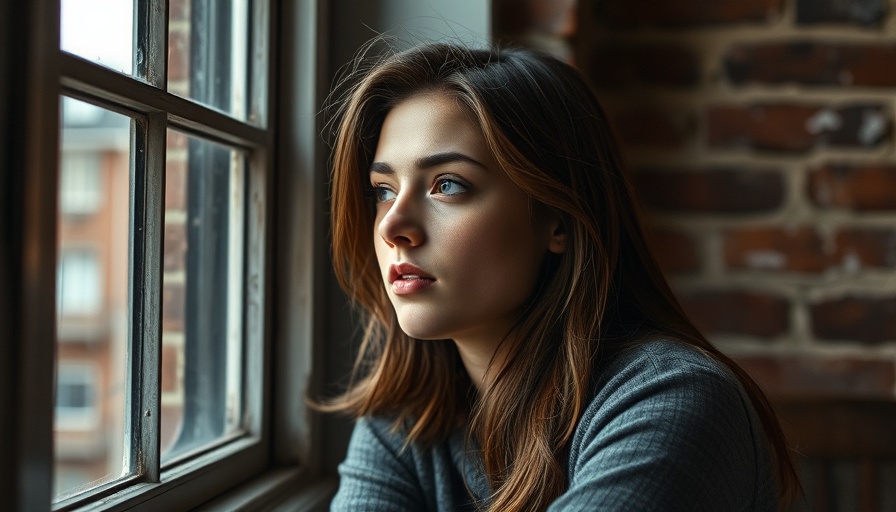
[452, 333, 512, 393]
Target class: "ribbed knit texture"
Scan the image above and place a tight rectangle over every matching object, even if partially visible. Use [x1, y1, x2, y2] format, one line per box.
[331, 340, 778, 511]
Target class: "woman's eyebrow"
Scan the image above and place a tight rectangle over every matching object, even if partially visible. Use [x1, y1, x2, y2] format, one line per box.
[415, 151, 484, 170]
[369, 161, 393, 176]
[369, 151, 485, 176]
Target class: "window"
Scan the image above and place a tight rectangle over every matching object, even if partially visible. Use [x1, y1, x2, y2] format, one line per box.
[59, 152, 103, 216]
[50, 0, 273, 509]
[6, 0, 331, 504]
[56, 248, 102, 317]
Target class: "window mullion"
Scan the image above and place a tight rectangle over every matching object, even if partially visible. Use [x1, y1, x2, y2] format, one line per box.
[135, 0, 169, 88]
[248, 0, 270, 127]
[130, 112, 166, 483]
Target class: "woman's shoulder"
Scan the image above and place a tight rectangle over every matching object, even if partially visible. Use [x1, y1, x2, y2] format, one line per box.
[593, 338, 741, 398]
[586, 338, 753, 431]
[558, 338, 777, 510]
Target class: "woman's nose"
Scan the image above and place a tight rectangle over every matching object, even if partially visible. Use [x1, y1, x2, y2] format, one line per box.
[377, 193, 426, 248]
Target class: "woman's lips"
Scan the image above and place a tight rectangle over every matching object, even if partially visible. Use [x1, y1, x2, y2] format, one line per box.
[389, 262, 435, 295]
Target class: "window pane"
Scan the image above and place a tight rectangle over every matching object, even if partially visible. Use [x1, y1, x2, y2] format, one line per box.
[168, 0, 250, 121]
[60, 0, 134, 75]
[54, 97, 131, 501]
[161, 130, 245, 462]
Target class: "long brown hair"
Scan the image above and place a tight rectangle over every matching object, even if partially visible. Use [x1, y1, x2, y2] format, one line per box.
[325, 42, 799, 511]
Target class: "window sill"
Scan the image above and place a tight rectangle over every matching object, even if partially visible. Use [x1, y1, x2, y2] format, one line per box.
[196, 468, 337, 511]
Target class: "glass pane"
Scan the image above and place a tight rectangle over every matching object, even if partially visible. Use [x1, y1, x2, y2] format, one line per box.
[54, 97, 131, 501]
[168, 0, 250, 121]
[161, 130, 245, 462]
[60, 0, 134, 75]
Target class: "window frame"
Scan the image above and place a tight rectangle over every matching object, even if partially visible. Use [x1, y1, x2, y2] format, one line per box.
[0, 0, 318, 509]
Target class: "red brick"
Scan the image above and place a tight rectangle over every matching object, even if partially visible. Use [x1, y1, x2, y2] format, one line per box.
[724, 42, 896, 87]
[834, 228, 896, 269]
[679, 289, 790, 338]
[634, 167, 784, 213]
[734, 354, 896, 399]
[723, 227, 830, 273]
[594, 0, 782, 27]
[807, 163, 896, 211]
[795, 0, 886, 26]
[811, 296, 896, 343]
[606, 107, 691, 148]
[163, 223, 187, 272]
[705, 104, 890, 152]
[587, 43, 699, 88]
[161, 344, 181, 393]
[645, 227, 700, 275]
[162, 282, 185, 332]
[166, 130, 189, 150]
[167, 28, 191, 83]
[165, 160, 188, 210]
[169, 0, 190, 23]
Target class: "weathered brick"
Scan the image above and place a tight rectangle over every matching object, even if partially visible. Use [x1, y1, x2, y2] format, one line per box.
[724, 42, 896, 87]
[795, 0, 887, 26]
[166, 130, 189, 150]
[161, 344, 181, 393]
[735, 354, 896, 399]
[167, 29, 191, 83]
[587, 43, 699, 88]
[834, 228, 896, 269]
[678, 289, 790, 338]
[163, 223, 187, 272]
[705, 104, 890, 152]
[634, 167, 784, 213]
[645, 227, 700, 274]
[594, 0, 782, 27]
[808, 163, 896, 211]
[162, 282, 185, 332]
[165, 160, 187, 210]
[723, 226, 829, 272]
[811, 296, 896, 343]
[606, 107, 691, 148]
[169, 0, 191, 23]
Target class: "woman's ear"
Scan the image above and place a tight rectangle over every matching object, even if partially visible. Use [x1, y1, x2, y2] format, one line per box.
[547, 218, 567, 254]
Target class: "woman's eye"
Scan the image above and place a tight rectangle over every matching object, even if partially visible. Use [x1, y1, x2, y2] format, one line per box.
[373, 186, 396, 202]
[435, 178, 468, 196]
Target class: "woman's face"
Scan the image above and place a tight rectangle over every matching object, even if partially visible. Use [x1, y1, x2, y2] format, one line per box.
[370, 91, 564, 344]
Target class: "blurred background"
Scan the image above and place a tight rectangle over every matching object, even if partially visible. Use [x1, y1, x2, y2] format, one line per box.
[492, 0, 896, 510]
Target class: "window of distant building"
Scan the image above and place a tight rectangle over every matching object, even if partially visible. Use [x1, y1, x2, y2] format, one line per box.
[55, 362, 100, 430]
[56, 248, 102, 317]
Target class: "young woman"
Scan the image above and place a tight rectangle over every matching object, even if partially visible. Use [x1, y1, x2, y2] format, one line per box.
[324, 42, 799, 511]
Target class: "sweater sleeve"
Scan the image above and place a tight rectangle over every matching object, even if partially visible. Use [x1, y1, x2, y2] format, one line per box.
[330, 417, 427, 512]
[547, 342, 778, 512]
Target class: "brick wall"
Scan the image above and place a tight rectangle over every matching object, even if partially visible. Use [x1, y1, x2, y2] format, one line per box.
[161, 0, 191, 453]
[495, 0, 896, 402]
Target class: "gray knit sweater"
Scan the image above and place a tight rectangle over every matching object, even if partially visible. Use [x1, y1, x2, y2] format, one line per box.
[331, 340, 778, 511]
